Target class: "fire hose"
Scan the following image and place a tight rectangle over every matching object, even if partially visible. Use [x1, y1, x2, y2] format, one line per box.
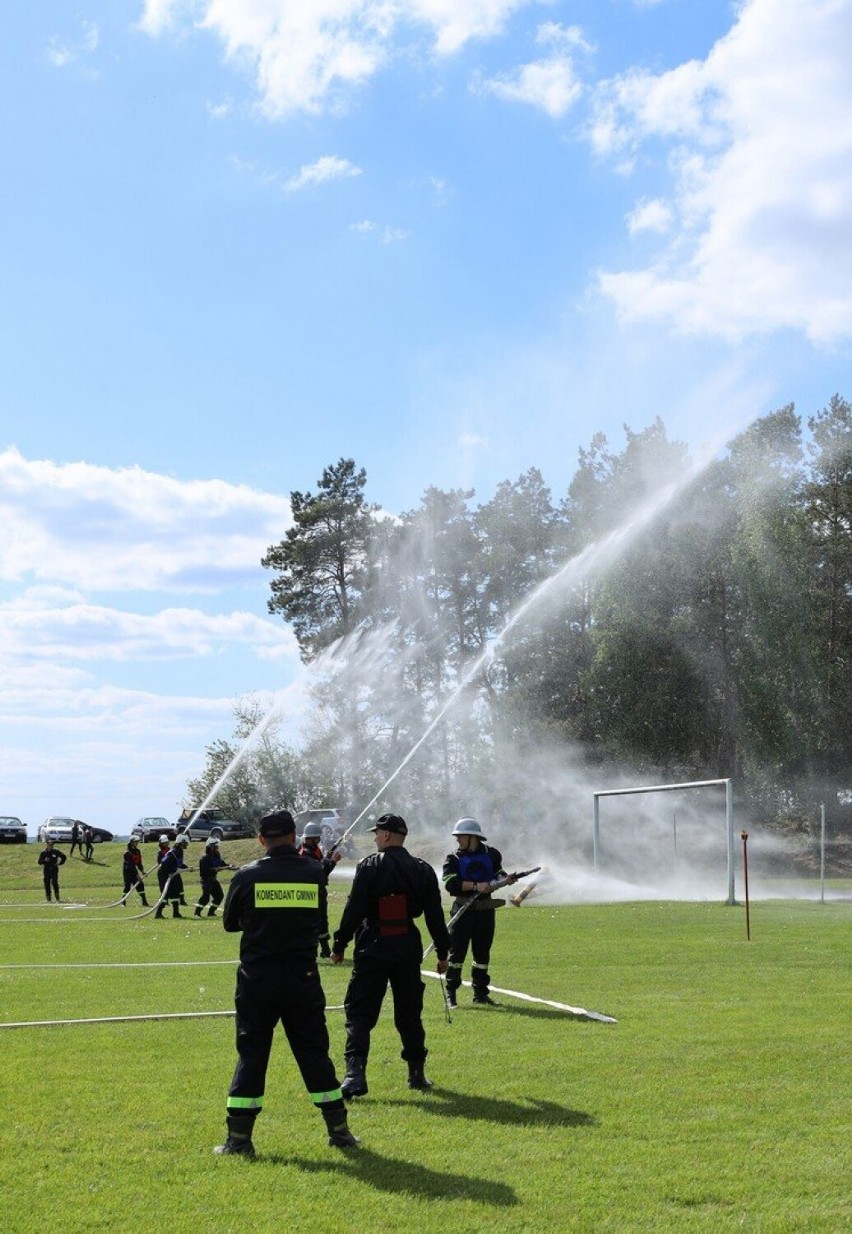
[423, 867, 541, 960]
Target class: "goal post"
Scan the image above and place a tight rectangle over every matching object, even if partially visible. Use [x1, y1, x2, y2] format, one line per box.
[592, 778, 736, 904]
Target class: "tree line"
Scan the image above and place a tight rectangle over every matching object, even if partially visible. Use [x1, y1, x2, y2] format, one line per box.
[187, 396, 850, 850]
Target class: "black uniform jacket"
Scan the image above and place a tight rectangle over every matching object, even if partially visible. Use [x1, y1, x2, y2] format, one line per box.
[333, 847, 449, 960]
[223, 844, 324, 969]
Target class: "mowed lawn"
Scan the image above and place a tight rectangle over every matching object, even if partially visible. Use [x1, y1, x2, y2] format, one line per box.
[0, 842, 849, 1233]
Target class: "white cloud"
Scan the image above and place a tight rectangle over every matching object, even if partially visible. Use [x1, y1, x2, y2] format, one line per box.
[627, 198, 673, 235]
[285, 154, 362, 191]
[350, 219, 410, 242]
[46, 20, 100, 68]
[477, 23, 588, 118]
[0, 596, 297, 665]
[592, 0, 852, 344]
[0, 447, 292, 592]
[459, 432, 489, 449]
[139, 0, 539, 116]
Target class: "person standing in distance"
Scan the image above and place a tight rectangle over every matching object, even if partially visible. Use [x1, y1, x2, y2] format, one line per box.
[38, 838, 66, 902]
[331, 812, 450, 1098]
[194, 837, 233, 917]
[442, 818, 516, 1007]
[215, 809, 357, 1157]
[298, 820, 342, 957]
[155, 834, 190, 919]
[122, 837, 150, 906]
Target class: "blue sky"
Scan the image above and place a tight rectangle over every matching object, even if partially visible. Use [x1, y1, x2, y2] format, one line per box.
[1, 0, 850, 834]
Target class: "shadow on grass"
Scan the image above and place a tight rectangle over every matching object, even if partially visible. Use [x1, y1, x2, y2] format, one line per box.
[383, 1087, 596, 1129]
[269, 1147, 519, 1206]
[445, 1002, 594, 1023]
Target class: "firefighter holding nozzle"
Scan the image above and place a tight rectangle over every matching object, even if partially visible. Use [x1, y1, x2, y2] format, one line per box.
[442, 817, 517, 1007]
[331, 812, 450, 1098]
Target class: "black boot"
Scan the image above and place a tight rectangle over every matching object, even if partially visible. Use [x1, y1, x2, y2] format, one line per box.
[207, 906, 217, 917]
[194, 906, 202, 917]
[172, 904, 184, 919]
[319, 935, 332, 958]
[472, 993, 499, 1006]
[341, 1055, 368, 1100]
[154, 905, 164, 919]
[445, 986, 457, 1008]
[140, 895, 150, 907]
[213, 1114, 256, 1158]
[407, 1063, 433, 1091]
[322, 1104, 359, 1149]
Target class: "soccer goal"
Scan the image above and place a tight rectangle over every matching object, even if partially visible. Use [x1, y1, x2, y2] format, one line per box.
[592, 778, 736, 904]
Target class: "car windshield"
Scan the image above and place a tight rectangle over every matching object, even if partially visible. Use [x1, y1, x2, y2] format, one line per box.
[1, 817, 23, 824]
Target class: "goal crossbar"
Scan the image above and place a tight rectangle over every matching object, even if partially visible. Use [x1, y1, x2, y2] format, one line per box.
[593, 778, 735, 904]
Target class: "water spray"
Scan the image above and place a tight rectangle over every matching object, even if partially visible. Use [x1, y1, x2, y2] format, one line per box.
[328, 441, 729, 855]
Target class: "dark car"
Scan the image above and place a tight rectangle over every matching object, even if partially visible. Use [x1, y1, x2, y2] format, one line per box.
[176, 807, 255, 843]
[0, 815, 27, 843]
[37, 817, 114, 844]
[130, 816, 178, 843]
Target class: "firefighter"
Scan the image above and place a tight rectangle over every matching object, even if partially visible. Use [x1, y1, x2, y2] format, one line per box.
[331, 812, 450, 1098]
[155, 834, 190, 918]
[194, 837, 232, 917]
[122, 838, 150, 906]
[298, 820, 342, 957]
[38, 838, 66, 902]
[214, 809, 357, 1157]
[442, 817, 516, 1007]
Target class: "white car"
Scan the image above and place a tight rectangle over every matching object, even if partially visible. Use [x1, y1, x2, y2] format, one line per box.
[0, 815, 27, 844]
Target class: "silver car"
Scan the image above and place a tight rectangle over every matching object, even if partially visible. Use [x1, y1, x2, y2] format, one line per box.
[37, 816, 114, 844]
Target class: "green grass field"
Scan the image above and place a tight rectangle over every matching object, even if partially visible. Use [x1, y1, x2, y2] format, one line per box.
[1, 841, 850, 1233]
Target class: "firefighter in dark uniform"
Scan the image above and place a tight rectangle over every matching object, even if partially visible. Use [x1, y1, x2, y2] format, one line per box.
[214, 809, 357, 1158]
[331, 812, 450, 1098]
[38, 838, 66, 902]
[122, 838, 150, 906]
[298, 820, 342, 957]
[442, 817, 516, 1007]
[194, 837, 233, 917]
[155, 834, 190, 918]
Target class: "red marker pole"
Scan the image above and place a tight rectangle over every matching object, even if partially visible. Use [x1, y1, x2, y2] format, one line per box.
[741, 831, 751, 941]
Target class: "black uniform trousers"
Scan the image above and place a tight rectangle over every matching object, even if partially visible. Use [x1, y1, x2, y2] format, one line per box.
[447, 907, 496, 997]
[227, 959, 342, 1114]
[197, 877, 224, 911]
[43, 870, 60, 901]
[343, 929, 427, 1065]
[123, 871, 145, 897]
[158, 867, 184, 904]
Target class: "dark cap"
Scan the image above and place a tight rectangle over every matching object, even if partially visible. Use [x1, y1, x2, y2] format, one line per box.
[369, 812, 408, 836]
[259, 809, 296, 838]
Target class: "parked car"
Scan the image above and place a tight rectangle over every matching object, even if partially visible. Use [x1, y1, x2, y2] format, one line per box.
[37, 817, 114, 844]
[0, 815, 27, 843]
[293, 808, 351, 854]
[130, 816, 178, 843]
[176, 807, 255, 843]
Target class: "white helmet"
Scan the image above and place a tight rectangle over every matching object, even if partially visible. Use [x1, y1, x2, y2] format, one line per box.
[300, 821, 323, 840]
[175, 834, 190, 846]
[452, 817, 487, 840]
[159, 835, 169, 843]
[205, 837, 220, 849]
